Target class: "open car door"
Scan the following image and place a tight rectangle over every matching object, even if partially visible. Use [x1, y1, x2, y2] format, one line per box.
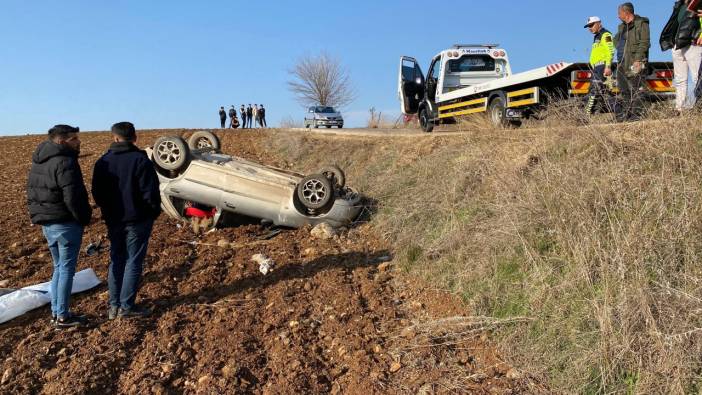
[398, 56, 425, 115]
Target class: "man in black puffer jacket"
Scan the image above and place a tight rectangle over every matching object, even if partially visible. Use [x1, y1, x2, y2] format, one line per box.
[660, 0, 702, 112]
[92, 122, 161, 320]
[27, 124, 92, 328]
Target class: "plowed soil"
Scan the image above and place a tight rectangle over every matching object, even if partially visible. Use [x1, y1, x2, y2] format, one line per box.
[0, 130, 545, 394]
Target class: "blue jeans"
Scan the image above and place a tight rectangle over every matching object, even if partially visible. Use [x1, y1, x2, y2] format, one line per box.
[42, 222, 84, 318]
[107, 219, 154, 310]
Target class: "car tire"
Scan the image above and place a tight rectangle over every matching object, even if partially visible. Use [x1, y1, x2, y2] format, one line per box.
[419, 108, 434, 133]
[153, 136, 190, 172]
[319, 165, 346, 189]
[296, 174, 334, 211]
[338, 125, 343, 129]
[326, 125, 332, 128]
[188, 131, 221, 151]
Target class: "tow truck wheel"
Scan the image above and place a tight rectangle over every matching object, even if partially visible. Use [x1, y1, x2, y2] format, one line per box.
[297, 174, 334, 210]
[153, 136, 190, 172]
[419, 108, 434, 133]
[489, 97, 508, 128]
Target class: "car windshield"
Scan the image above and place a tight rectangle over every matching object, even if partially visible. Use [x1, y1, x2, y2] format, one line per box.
[315, 106, 336, 113]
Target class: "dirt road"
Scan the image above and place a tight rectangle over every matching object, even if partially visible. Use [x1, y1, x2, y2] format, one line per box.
[0, 130, 544, 394]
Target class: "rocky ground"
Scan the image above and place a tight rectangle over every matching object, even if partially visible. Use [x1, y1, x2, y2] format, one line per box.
[0, 130, 545, 394]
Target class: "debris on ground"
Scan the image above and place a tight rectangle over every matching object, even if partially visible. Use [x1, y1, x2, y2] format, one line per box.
[251, 254, 274, 275]
[310, 222, 337, 240]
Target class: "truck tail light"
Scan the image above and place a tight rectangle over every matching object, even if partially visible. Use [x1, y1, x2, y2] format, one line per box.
[574, 71, 592, 81]
[655, 70, 673, 79]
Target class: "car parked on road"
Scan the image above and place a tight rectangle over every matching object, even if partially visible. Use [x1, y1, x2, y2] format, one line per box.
[146, 131, 361, 229]
[304, 106, 344, 129]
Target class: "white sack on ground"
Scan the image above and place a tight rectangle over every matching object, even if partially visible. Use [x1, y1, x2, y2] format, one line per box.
[0, 269, 101, 324]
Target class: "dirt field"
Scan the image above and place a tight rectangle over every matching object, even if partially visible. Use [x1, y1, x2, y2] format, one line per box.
[0, 130, 546, 394]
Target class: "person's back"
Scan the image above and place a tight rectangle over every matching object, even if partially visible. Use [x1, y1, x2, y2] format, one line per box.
[92, 143, 160, 225]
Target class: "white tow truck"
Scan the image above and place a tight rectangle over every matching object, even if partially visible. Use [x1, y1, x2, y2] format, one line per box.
[398, 44, 675, 132]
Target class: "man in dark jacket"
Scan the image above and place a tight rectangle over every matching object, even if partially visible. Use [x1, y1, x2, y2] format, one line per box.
[92, 122, 161, 319]
[246, 104, 253, 128]
[27, 124, 92, 328]
[614, 3, 651, 122]
[259, 104, 267, 127]
[219, 107, 226, 128]
[240, 104, 248, 129]
[228, 105, 238, 128]
[660, 0, 702, 112]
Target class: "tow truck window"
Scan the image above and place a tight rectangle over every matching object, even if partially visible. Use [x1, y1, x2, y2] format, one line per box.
[448, 55, 496, 73]
[402, 59, 419, 81]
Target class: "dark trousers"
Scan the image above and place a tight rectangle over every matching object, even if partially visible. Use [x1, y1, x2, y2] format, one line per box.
[247, 115, 253, 128]
[220, 117, 226, 128]
[261, 116, 267, 127]
[586, 65, 609, 115]
[615, 68, 645, 121]
[107, 219, 154, 310]
[241, 115, 247, 129]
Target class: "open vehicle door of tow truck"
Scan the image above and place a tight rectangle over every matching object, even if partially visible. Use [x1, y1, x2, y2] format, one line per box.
[398, 56, 425, 115]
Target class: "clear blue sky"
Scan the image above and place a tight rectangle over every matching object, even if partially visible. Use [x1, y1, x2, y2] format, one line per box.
[0, 1, 675, 135]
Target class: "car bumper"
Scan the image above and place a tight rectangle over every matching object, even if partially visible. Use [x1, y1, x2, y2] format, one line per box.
[315, 120, 344, 126]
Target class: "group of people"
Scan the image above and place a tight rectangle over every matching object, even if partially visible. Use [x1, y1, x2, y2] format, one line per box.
[584, 1, 702, 121]
[27, 123, 160, 328]
[218, 104, 267, 129]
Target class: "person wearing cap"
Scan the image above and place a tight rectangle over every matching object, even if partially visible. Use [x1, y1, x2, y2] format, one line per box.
[27, 124, 92, 328]
[92, 122, 161, 320]
[660, 0, 702, 112]
[584, 16, 616, 115]
[614, 2, 651, 122]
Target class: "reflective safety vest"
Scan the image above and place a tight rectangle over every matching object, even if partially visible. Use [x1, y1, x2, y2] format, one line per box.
[590, 28, 615, 67]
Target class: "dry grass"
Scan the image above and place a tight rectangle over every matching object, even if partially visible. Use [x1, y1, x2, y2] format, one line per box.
[264, 110, 702, 394]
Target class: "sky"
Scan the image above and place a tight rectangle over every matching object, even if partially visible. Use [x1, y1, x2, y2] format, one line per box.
[0, 0, 679, 135]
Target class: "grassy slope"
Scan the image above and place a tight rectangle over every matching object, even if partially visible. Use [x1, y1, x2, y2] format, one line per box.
[265, 116, 702, 394]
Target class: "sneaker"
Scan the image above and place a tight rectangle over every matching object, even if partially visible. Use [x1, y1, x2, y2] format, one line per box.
[118, 305, 152, 318]
[108, 306, 120, 320]
[55, 313, 86, 328]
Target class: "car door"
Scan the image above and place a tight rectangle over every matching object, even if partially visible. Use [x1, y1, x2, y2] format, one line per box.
[426, 56, 441, 106]
[398, 56, 425, 115]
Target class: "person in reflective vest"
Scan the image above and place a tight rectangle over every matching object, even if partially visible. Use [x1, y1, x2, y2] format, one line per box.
[585, 16, 616, 115]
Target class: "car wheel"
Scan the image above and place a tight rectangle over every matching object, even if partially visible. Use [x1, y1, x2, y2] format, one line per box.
[188, 131, 221, 150]
[153, 136, 190, 172]
[419, 108, 434, 133]
[296, 174, 334, 211]
[337, 125, 343, 129]
[319, 165, 346, 189]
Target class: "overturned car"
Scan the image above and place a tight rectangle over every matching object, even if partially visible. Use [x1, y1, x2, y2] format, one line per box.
[146, 131, 362, 229]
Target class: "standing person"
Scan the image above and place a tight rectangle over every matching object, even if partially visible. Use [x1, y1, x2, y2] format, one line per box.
[259, 104, 267, 127]
[614, 2, 651, 122]
[92, 122, 161, 319]
[252, 104, 259, 128]
[240, 105, 247, 129]
[228, 105, 237, 128]
[27, 124, 92, 328]
[246, 104, 253, 129]
[219, 106, 226, 128]
[584, 16, 616, 115]
[660, 0, 702, 113]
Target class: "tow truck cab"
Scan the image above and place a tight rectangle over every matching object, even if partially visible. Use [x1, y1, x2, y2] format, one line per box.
[399, 44, 517, 131]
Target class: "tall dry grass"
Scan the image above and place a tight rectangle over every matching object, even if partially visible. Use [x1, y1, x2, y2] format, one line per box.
[265, 111, 702, 393]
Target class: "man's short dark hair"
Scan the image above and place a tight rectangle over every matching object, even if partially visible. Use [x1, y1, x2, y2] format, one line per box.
[619, 2, 634, 14]
[111, 122, 136, 142]
[48, 124, 79, 140]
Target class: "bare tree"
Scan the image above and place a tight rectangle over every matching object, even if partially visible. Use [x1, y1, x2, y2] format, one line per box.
[287, 52, 356, 108]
